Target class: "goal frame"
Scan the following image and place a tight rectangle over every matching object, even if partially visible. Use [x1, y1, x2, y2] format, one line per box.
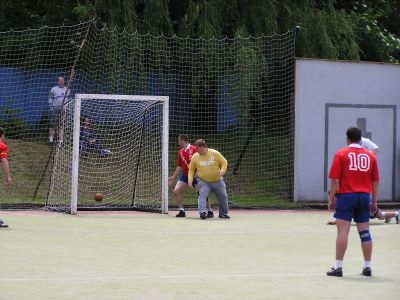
[70, 94, 169, 215]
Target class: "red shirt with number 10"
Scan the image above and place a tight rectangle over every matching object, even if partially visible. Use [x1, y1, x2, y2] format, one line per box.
[329, 144, 379, 194]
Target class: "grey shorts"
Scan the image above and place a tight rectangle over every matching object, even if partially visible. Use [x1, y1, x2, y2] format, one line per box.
[49, 107, 61, 128]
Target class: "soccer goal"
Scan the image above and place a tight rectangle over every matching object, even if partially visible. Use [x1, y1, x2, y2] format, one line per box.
[45, 94, 169, 214]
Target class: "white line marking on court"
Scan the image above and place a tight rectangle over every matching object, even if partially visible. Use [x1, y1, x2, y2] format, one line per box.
[15, 225, 396, 235]
[1, 271, 399, 281]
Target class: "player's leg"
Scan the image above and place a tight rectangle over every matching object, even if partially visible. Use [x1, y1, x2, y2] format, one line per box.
[354, 193, 373, 276]
[194, 181, 213, 218]
[378, 210, 399, 223]
[94, 139, 111, 156]
[327, 194, 353, 277]
[211, 178, 229, 218]
[52, 107, 62, 144]
[335, 219, 351, 261]
[356, 222, 372, 275]
[0, 218, 9, 228]
[48, 109, 56, 145]
[196, 178, 211, 219]
[174, 179, 188, 217]
[79, 141, 89, 157]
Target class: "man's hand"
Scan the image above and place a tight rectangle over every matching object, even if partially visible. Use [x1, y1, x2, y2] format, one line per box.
[168, 176, 175, 186]
[188, 180, 193, 188]
[328, 197, 336, 212]
[218, 170, 225, 177]
[6, 176, 12, 186]
[370, 201, 378, 215]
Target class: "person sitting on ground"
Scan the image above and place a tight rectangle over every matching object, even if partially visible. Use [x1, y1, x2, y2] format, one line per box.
[79, 116, 111, 157]
[328, 208, 400, 225]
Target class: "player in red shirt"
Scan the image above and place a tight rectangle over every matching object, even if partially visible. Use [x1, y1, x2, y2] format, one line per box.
[0, 127, 11, 228]
[168, 134, 212, 218]
[327, 127, 379, 277]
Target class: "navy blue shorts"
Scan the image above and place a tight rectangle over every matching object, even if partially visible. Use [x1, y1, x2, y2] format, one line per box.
[334, 193, 371, 223]
[178, 174, 197, 186]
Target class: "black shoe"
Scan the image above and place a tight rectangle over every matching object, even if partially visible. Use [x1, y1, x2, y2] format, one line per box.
[361, 267, 371, 276]
[327, 267, 342, 277]
[218, 214, 230, 219]
[207, 211, 214, 218]
[48, 141, 54, 147]
[200, 212, 207, 219]
[176, 210, 186, 218]
[0, 221, 9, 228]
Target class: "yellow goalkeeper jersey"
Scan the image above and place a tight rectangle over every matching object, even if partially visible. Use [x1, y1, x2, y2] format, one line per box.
[188, 148, 228, 183]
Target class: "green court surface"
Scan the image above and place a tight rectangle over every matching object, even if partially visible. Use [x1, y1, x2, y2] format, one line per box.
[0, 210, 399, 300]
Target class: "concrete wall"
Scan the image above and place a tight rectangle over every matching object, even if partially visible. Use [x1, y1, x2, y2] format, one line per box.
[294, 58, 399, 202]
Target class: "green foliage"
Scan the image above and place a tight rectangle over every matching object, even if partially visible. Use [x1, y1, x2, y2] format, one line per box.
[0, 0, 399, 62]
[351, 0, 400, 63]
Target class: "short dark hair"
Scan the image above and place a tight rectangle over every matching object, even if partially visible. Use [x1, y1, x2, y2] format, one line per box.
[346, 127, 362, 143]
[0, 127, 5, 137]
[194, 139, 207, 147]
[178, 134, 189, 142]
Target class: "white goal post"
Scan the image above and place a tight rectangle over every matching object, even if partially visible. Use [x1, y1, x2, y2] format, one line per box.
[46, 94, 169, 214]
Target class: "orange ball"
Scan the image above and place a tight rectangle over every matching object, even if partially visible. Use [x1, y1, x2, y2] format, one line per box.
[94, 193, 103, 202]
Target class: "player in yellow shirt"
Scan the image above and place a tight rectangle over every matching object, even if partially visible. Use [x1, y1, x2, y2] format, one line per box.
[188, 139, 230, 219]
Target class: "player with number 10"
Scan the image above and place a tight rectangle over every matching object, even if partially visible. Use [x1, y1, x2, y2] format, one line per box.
[327, 127, 379, 277]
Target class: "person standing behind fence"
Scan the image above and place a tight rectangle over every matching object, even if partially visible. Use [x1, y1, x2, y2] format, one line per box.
[188, 139, 230, 220]
[327, 127, 379, 277]
[48, 76, 69, 146]
[0, 127, 11, 228]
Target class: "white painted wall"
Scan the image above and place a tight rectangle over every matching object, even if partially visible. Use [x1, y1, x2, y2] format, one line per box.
[294, 58, 399, 202]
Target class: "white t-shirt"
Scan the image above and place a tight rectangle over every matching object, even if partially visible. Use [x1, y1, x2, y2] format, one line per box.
[360, 137, 379, 151]
[49, 85, 70, 108]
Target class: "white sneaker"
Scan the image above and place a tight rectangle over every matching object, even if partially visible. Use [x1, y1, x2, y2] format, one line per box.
[100, 149, 112, 156]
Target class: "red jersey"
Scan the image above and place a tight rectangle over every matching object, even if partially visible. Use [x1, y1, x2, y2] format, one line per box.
[0, 139, 9, 159]
[176, 144, 197, 176]
[329, 144, 379, 194]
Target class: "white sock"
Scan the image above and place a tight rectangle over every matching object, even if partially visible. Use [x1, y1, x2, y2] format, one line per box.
[335, 260, 343, 269]
[395, 211, 399, 217]
[364, 261, 371, 268]
[49, 136, 54, 142]
[179, 208, 184, 211]
[208, 209, 213, 212]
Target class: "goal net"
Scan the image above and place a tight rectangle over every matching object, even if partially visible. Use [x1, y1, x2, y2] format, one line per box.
[0, 20, 297, 209]
[45, 94, 169, 214]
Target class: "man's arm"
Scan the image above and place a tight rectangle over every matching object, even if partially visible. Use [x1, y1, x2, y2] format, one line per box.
[48, 89, 54, 107]
[362, 137, 379, 154]
[371, 148, 379, 155]
[1, 158, 12, 185]
[328, 179, 339, 211]
[168, 166, 182, 186]
[188, 159, 196, 188]
[216, 151, 228, 177]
